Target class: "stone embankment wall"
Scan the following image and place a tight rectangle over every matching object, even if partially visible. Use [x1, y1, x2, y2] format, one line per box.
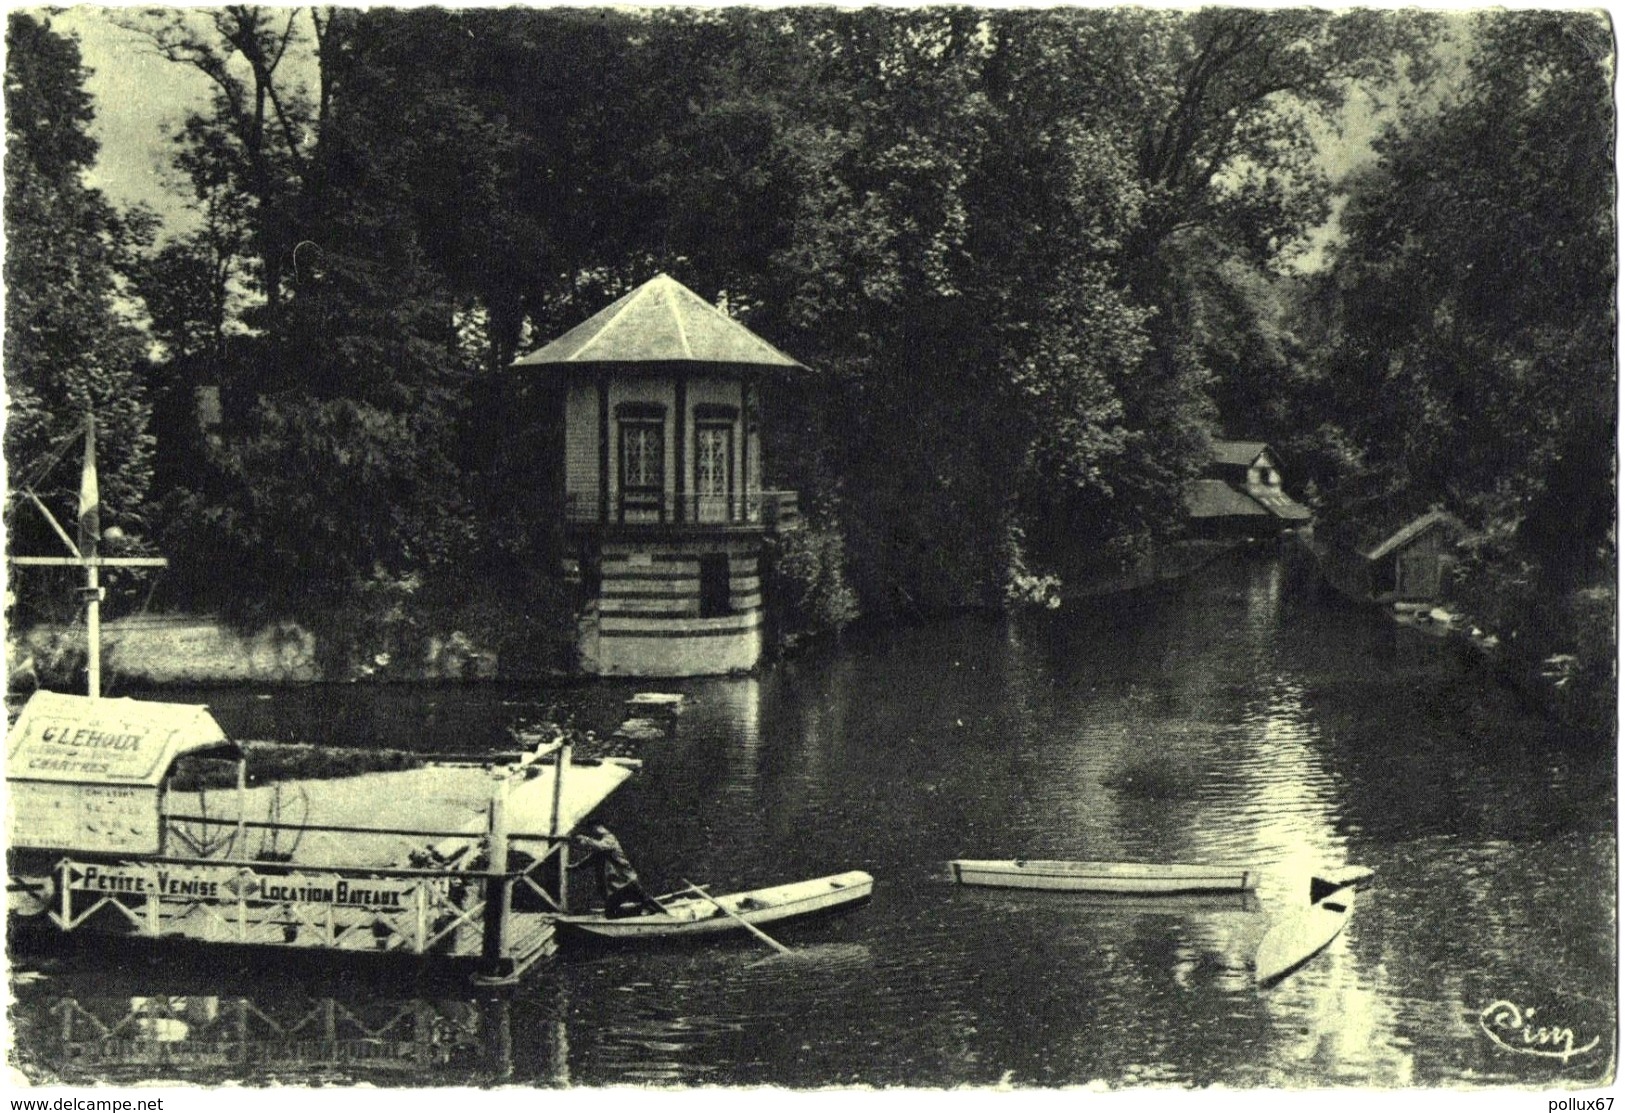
[10, 614, 501, 686]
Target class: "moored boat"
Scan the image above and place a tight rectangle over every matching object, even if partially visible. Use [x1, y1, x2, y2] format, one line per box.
[7, 419, 643, 986]
[949, 859, 1258, 894]
[554, 870, 873, 940]
[1255, 886, 1355, 986]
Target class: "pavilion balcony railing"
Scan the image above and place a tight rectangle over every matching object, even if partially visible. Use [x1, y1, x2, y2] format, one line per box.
[565, 490, 799, 529]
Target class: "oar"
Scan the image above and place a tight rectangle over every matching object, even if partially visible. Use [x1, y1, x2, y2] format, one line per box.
[681, 878, 793, 956]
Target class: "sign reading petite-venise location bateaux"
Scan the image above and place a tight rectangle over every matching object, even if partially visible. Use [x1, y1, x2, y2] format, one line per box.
[64, 862, 424, 911]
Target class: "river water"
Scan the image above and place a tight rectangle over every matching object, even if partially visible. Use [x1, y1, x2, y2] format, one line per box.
[9, 551, 1616, 1089]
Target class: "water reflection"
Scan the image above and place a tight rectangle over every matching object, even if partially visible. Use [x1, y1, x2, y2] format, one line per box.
[11, 550, 1614, 1088]
[720, 678, 762, 803]
[15, 991, 522, 1085]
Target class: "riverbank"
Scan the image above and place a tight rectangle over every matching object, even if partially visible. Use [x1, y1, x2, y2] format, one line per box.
[8, 610, 522, 689]
[1061, 537, 1259, 598]
[1447, 583, 1614, 741]
[1285, 529, 1613, 742]
[12, 536, 1261, 690]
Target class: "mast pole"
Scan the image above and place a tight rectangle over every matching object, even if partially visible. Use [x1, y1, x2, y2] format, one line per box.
[80, 412, 103, 699]
[85, 563, 101, 699]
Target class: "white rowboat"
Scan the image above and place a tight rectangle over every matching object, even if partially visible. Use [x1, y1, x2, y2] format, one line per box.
[1255, 886, 1355, 986]
[949, 859, 1258, 894]
[554, 870, 873, 941]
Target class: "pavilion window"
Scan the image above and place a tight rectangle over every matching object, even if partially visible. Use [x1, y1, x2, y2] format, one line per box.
[619, 418, 665, 519]
[695, 423, 734, 522]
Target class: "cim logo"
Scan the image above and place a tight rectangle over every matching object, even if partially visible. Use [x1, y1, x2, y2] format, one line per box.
[1478, 998, 1603, 1064]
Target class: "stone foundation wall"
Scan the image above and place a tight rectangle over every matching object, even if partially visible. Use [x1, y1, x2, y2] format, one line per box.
[579, 536, 766, 676]
[13, 615, 318, 686]
[10, 613, 502, 687]
[595, 617, 764, 677]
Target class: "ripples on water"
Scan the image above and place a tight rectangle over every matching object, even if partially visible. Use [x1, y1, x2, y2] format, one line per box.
[10, 551, 1615, 1088]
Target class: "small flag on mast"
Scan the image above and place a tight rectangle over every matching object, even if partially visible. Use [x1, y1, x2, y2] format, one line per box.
[78, 413, 100, 555]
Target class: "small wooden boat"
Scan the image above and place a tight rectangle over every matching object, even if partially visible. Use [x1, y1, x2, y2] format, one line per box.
[554, 870, 873, 941]
[949, 859, 1258, 894]
[1255, 886, 1355, 986]
[961, 889, 1260, 915]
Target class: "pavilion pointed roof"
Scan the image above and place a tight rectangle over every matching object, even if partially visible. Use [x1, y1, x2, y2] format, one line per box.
[513, 274, 805, 370]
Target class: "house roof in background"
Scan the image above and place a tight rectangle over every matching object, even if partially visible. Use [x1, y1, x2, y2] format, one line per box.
[513, 273, 806, 370]
[1184, 478, 1271, 519]
[1246, 485, 1313, 521]
[1210, 440, 1272, 468]
[1363, 509, 1467, 561]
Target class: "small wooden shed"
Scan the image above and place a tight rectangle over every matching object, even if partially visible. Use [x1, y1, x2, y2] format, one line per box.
[1362, 510, 1465, 603]
[1316, 509, 1466, 605]
[7, 690, 241, 858]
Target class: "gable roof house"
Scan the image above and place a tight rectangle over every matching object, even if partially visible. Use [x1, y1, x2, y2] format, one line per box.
[1183, 440, 1313, 537]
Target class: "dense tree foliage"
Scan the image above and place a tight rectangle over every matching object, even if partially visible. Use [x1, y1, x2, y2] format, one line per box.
[4, 13, 156, 614]
[119, 9, 487, 630]
[12, 8, 1606, 687]
[1295, 10, 1614, 736]
[1303, 12, 1613, 556]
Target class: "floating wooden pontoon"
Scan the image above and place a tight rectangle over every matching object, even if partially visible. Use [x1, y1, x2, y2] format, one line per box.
[949, 859, 1259, 894]
[624, 692, 686, 721]
[6, 420, 640, 983]
[7, 691, 638, 984]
